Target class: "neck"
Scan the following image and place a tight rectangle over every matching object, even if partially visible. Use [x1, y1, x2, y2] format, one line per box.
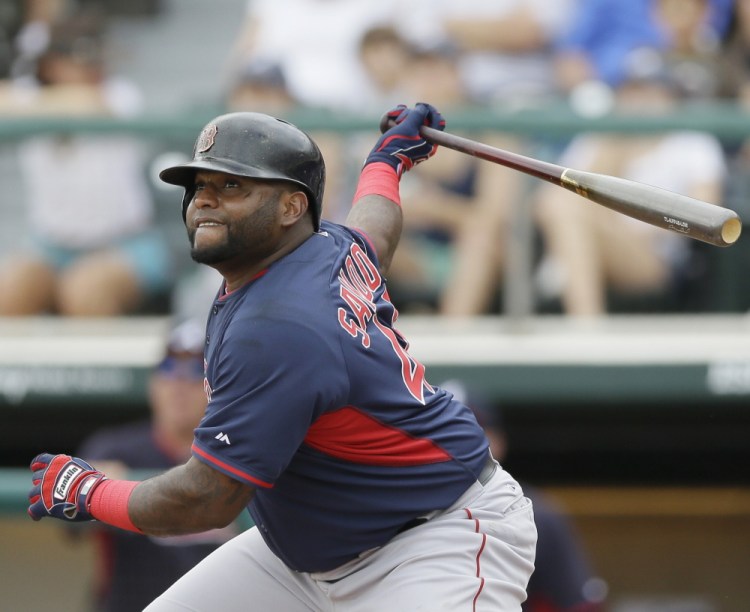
[218, 225, 314, 292]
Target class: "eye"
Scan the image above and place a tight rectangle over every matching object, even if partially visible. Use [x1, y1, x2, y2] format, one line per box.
[224, 178, 240, 189]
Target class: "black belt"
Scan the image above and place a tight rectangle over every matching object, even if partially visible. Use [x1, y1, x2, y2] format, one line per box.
[397, 453, 497, 534]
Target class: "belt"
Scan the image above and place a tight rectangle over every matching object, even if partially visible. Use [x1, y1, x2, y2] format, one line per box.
[397, 453, 497, 534]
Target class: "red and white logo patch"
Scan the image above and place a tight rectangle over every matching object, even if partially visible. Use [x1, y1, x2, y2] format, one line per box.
[196, 124, 218, 154]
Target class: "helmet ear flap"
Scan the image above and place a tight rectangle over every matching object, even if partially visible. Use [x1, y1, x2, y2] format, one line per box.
[181, 187, 195, 222]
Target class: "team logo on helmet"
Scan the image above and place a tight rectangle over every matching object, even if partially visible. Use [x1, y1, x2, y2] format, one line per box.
[195, 124, 218, 154]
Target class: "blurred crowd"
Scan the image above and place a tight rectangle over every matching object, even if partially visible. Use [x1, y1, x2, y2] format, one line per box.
[1, 0, 750, 320]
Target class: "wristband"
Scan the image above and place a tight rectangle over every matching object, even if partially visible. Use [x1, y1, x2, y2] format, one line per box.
[88, 479, 143, 533]
[353, 162, 401, 206]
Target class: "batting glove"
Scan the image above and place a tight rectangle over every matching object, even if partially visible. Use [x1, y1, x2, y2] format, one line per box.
[28, 453, 107, 522]
[365, 102, 446, 177]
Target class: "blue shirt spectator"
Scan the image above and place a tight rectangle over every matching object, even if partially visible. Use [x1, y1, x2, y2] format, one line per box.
[555, 0, 734, 87]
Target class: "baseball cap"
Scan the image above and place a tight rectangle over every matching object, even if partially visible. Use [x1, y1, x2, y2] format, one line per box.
[233, 58, 287, 89]
[156, 320, 205, 380]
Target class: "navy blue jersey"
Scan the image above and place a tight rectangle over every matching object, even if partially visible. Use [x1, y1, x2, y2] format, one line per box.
[192, 220, 489, 572]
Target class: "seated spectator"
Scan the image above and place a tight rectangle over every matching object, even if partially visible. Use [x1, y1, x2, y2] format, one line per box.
[378, 1, 575, 315]
[0, 11, 173, 316]
[554, 0, 734, 98]
[224, 0, 401, 113]
[75, 320, 242, 612]
[0, 0, 65, 79]
[399, 0, 575, 108]
[380, 40, 547, 316]
[357, 25, 412, 111]
[224, 58, 295, 115]
[533, 48, 728, 316]
[440, 379, 607, 612]
[718, 0, 750, 103]
[380, 41, 521, 314]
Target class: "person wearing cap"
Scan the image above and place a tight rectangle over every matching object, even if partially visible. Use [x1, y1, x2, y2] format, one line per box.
[73, 321, 241, 612]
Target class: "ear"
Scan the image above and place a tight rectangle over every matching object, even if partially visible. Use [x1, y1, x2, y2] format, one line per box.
[280, 190, 310, 228]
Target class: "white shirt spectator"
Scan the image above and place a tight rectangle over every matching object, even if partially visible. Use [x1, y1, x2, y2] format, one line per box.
[237, 0, 400, 111]
[402, 0, 575, 105]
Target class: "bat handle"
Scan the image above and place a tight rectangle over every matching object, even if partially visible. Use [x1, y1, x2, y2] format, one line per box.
[379, 114, 394, 134]
[378, 114, 444, 140]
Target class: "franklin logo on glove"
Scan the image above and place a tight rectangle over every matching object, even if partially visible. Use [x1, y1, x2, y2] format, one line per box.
[54, 463, 84, 499]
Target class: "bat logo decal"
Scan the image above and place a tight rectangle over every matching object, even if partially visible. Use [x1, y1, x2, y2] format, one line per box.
[664, 216, 689, 233]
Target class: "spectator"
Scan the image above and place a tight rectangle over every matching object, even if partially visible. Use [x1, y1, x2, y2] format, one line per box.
[401, 0, 575, 108]
[382, 40, 521, 314]
[381, 40, 561, 316]
[0, 11, 173, 316]
[0, 0, 65, 79]
[440, 378, 607, 612]
[224, 57, 295, 116]
[357, 25, 412, 111]
[533, 48, 728, 316]
[375, 1, 575, 315]
[224, 0, 401, 113]
[718, 0, 750, 102]
[219, 1, 403, 226]
[75, 320, 242, 612]
[554, 0, 734, 98]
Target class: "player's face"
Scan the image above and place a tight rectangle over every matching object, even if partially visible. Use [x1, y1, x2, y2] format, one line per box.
[186, 171, 283, 266]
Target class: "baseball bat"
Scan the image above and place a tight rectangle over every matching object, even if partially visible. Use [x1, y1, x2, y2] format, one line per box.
[380, 116, 742, 247]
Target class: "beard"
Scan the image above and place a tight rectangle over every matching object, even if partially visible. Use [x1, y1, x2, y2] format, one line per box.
[188, 194, 280, 266]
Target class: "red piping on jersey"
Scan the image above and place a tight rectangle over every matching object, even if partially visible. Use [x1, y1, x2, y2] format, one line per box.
[219, 269, 269, 300]
[304, 405, 452, 466]
[192, 443, 274, 488]
[465, 508, 487, 611]
[351, 227, 376, 254]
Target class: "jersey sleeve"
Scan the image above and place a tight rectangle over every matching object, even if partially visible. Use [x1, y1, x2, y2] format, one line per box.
[192, 314, 349, 488]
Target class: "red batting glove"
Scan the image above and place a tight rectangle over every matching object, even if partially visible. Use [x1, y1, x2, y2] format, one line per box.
[28, 453, 107, 522]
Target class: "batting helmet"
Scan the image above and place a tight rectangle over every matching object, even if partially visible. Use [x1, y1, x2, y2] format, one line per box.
[159, 112, 326, 230]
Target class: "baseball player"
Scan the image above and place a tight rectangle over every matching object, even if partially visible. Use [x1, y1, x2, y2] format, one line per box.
[27, 103, 537, 611]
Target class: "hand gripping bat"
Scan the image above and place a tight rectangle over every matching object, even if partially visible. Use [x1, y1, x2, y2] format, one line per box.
[380, 115, 741, 247]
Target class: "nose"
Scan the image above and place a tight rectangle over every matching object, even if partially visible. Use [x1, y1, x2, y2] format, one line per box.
[192, 185, 219, 210]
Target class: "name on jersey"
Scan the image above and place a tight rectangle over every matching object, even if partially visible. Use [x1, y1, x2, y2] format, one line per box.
[337, 242, 382, 348]
[336, 243, 429, 403]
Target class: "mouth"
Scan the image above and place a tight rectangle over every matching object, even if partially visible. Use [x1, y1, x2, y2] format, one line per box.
[191, 219, 227, 247]
[194, 219, 224, 229]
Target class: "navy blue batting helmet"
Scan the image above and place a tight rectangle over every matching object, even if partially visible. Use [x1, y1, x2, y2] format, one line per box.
[159, 112, 326, 230]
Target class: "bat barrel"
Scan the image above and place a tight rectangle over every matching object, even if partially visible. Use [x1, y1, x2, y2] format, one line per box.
[560, 169, 741, 247]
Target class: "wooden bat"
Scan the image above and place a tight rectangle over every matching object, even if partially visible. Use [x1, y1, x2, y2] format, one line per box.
[380, 117, 742, 247]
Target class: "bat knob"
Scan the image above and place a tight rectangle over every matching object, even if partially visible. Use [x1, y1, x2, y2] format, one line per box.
[379, 113, 394, 134]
